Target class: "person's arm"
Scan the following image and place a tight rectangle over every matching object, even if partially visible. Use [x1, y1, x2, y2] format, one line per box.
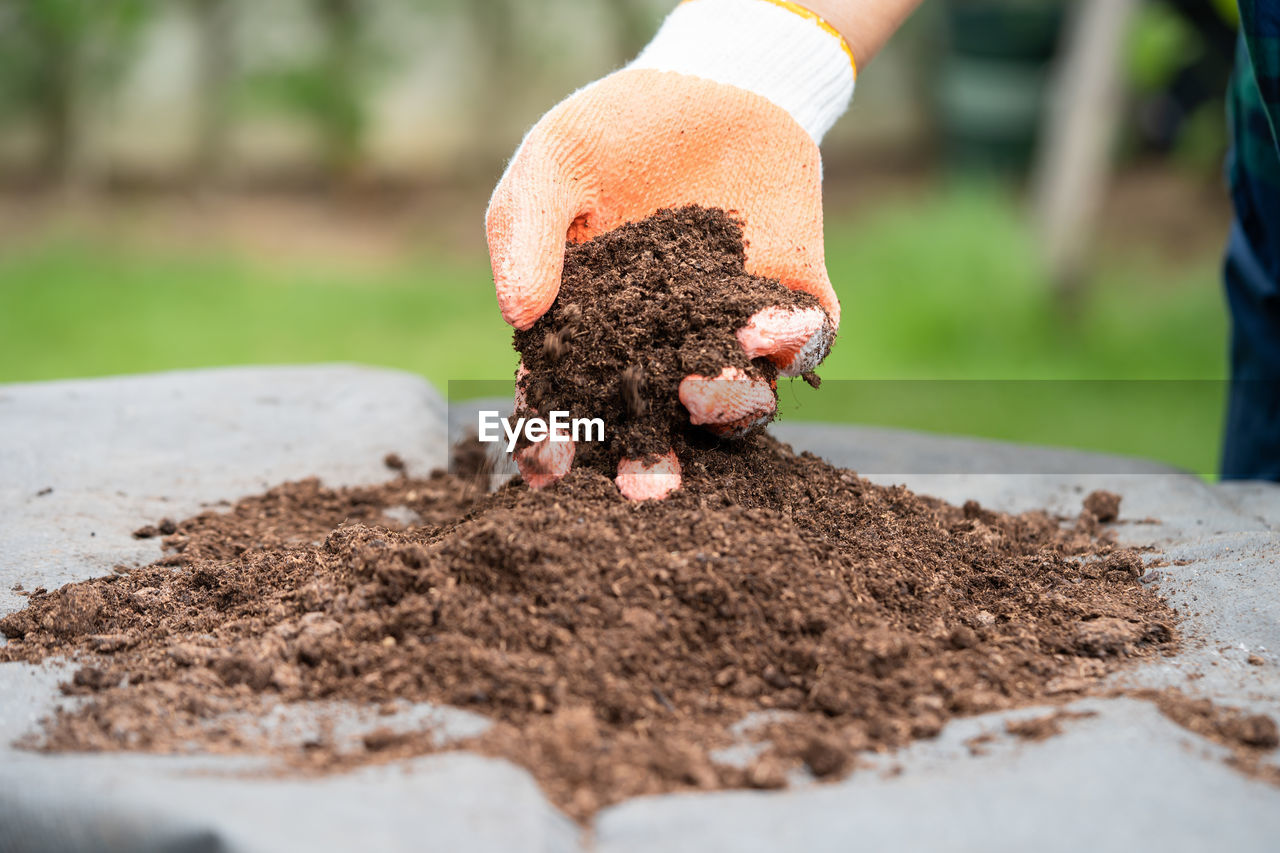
[487, 0, 923, 499]
[803, 0, 925, 69]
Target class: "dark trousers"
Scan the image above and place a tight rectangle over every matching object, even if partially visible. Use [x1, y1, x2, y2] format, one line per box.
[1222, 214, 1280, 481]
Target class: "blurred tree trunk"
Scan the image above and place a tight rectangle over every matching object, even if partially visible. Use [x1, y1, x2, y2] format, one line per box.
[464, 0, 521, 175]
[314, 0, 364, 182]
[28, 4, 83, 186]
[190, 0, 234, 185]
[17, 0, 149, 190]
[1031, 0, 1139, 299]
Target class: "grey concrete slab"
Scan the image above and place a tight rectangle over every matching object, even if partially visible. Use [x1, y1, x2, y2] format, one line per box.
[2, 367, 1278, 853]
[596, 698, 1280, 853]
[0, 364, 450, 617]
[0, 744, 579, 853]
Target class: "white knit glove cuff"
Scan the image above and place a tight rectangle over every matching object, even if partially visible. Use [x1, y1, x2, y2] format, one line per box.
[627, 0, 856, 144]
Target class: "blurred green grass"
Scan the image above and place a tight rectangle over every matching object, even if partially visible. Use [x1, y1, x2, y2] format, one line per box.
[784, 187, 1229, 475]
[0, 188, 1228, 474]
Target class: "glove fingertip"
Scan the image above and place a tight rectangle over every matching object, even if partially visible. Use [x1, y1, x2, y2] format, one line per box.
[736, 305, 834, 376]
[776, 316, 835, 377]
[616, 450, 681, 501]
[515, 438, 575, 489]
[485, 136, 584, 330]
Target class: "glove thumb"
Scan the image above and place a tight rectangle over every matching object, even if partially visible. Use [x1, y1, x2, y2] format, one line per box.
[486, 129, 590, 331]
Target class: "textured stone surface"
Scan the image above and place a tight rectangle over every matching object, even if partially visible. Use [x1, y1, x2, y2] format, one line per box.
[597, 698, 1280, 853]
[1, 368, 1278, 852]
[0, 365, 450, 618]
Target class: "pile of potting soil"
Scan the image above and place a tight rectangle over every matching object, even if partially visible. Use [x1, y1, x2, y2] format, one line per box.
[1, 438, 1178, 819]
[513, 205, 822, 468]
[0, 210, 1193, 821]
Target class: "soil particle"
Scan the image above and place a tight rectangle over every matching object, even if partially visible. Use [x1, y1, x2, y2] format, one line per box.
[965, 732, 996, 756]
[1083, 490, 1122, 523]
[512, 206, 820, 468]
[66, 666, 117, 694]
[797, 735, 853, 778]
[134, 518, 177, 539]
[449, 431, 494, 486]
[1070, 616, 1172, 658]
[361, 727, 413, 752]
[1004, 710, 1096, 742]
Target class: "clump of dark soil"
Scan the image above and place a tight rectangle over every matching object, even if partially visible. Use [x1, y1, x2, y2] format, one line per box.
[1083, 490, 1122, 523]
[2, 436, 1183, 820]
[513, 205, 821, 468]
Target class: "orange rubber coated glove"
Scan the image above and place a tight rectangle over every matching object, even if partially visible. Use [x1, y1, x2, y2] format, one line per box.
[486, 0, 856, 500]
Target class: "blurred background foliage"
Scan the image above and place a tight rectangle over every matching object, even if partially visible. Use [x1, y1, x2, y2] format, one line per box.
[0, 0, 1242, 475]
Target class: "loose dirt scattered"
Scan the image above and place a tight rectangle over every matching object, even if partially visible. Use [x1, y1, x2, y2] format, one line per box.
[1148, 688, 1279, 750]
[2, 435, 1183, 820]
[513, 206, 820, 467]
[1139, 688, 1280, 786]
[1005, 710, 1097, 742]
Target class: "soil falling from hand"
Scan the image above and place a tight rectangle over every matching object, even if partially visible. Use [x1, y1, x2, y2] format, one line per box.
[513, 206, 819, 467]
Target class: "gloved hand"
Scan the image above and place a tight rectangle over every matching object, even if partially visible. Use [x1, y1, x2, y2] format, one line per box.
[486, 0, 856, 500]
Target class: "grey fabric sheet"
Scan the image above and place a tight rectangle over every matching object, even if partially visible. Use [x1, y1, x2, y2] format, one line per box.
[1, 366, 1277, 852]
